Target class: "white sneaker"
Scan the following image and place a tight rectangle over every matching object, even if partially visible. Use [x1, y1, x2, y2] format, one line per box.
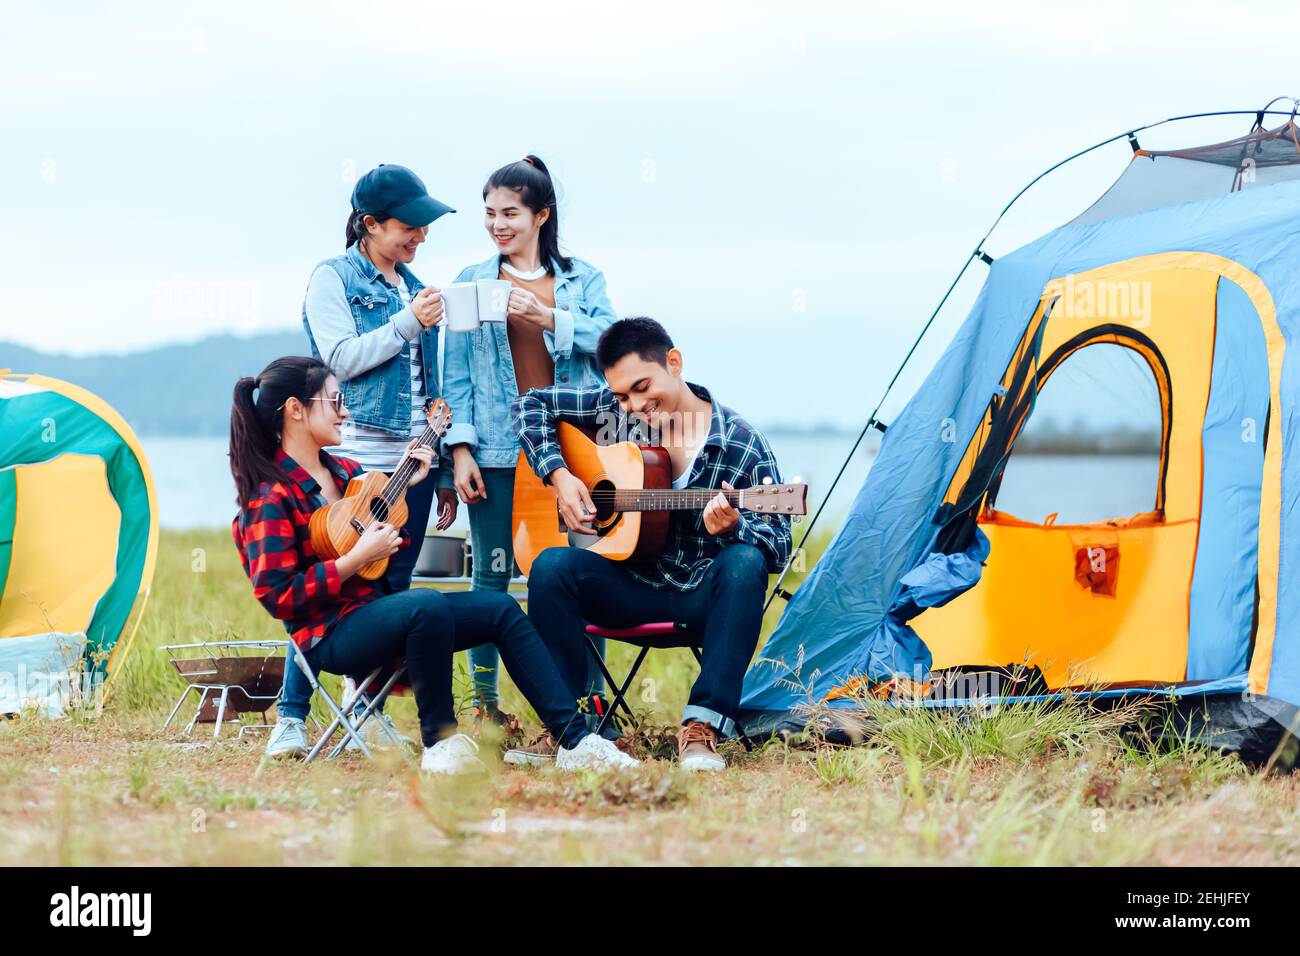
[555, 734, 640, 771]
[421, 734, 487, 774]
[344, 711, 415, 752]
[265, 717, 309, 759]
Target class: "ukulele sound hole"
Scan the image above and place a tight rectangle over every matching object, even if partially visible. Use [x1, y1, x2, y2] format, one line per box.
[368, 497, 390, 523]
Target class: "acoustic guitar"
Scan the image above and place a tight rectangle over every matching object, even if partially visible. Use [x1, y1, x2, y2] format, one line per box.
[511, 421, 807, 575]
[309, 398, 453, 580]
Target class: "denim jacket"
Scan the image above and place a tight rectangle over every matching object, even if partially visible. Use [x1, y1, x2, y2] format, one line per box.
[441, 255, 617, 468]
[301, 244, 441, 435]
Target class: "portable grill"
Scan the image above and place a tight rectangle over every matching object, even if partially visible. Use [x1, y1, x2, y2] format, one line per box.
[161, 640, 288, 739]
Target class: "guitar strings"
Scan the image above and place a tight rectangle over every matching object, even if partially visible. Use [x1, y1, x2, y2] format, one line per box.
[351, 415, 792, 543]
[584, 486, 794, 494]
[586, 494, 743, 502]
[378, 429, 441, 506]
[584, 488, 800, 514]
[381, 427, 442, 502]
[586, 491, 757, 501]
[350, 415, 449, 538]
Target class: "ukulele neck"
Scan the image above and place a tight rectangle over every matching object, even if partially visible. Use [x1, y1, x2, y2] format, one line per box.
[379, 425, 441, 505]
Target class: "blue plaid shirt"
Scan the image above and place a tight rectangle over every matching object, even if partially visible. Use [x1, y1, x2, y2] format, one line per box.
[512, 381, 792, 591]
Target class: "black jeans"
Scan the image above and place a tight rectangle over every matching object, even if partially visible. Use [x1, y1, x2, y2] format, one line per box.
[384, 472, 436, 593]
[277, 473, 437, 720]
[307, 589, 588, 749]
[525, 543, 768, 737]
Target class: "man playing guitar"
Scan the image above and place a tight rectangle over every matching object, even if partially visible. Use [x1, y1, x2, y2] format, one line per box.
[510, 317, 792, 771]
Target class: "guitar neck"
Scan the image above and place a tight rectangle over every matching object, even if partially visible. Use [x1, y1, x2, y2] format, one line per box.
[600, 488, 750, 512]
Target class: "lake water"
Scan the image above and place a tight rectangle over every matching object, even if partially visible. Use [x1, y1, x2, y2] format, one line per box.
[141, 435, 1160, 532]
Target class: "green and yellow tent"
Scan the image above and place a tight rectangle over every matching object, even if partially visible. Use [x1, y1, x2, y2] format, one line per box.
[0, 371, 158, 714]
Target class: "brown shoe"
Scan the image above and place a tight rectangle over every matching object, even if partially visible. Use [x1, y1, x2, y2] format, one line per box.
[503, 730, 558, 766]
[676, 721, 725, 772]
[474, 705, 522, 735]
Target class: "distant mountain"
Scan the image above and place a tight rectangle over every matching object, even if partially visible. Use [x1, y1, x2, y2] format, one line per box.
[1, 333, 1162, 454]
[2, 332, 310, 435]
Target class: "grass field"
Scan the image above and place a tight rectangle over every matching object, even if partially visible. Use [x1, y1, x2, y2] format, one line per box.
[2, 529, 1298, 866]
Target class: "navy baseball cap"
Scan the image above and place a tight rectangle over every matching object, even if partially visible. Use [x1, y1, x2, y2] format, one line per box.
[351, 164, 455, 227]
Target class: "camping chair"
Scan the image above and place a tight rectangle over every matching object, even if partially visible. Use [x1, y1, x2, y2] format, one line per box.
[284, 640, 410, 763]
[583, 622, 701, 736]
[331, 671, 415, 757]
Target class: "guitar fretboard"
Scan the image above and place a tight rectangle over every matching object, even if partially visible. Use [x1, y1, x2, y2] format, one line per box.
[588, 490, 747, 512]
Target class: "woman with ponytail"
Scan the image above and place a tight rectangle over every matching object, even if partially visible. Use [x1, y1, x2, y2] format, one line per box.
[229, 356, 638, 774]
[441, 155, 618, 727]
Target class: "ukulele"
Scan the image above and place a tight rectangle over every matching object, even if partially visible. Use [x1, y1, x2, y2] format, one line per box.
[511, 421, 807, 575]
[309, 398, 453, 580]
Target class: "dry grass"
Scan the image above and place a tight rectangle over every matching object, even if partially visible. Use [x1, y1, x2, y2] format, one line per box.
[1, 529, 1297, 866]
[4, 710, 1298, 866]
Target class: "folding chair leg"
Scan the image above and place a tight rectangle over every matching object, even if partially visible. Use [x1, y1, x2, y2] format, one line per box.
[584, 635, 624, 734]
[304, 666, 377, 762]
[290, 644, 374, 762]
[357, 671, 407, 748]
[584, 635, 621, 698]
[595, 644, 650, 737]
[325, 668, 407, 760]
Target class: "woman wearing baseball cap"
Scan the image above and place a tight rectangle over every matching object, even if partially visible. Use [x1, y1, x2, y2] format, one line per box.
[265, 164, 459, 759]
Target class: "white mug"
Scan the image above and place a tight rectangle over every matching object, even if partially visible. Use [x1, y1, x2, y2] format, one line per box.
[442, 282, 480, 332]
[476, 279, 511, 324]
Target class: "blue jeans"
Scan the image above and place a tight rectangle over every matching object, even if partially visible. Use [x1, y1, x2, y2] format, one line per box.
[525, 543, 768, 738]
[277, 476, 436, 721]
[306, 588, 589, 748]
[466, 466, 605, 709]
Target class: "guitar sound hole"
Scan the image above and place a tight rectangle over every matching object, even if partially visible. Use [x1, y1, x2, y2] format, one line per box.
[591, 479, 617, 522]
[368, 497, 390, 523]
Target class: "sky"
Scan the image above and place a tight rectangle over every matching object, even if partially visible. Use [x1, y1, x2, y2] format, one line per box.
[3, 0, 1298, 428]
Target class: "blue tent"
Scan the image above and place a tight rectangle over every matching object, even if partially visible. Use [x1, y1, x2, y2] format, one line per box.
[742, 115, 1300, 758]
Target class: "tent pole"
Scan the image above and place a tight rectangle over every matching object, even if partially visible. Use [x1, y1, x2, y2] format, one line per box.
[764, 251, 980, 612]
[763, 106, 1299, 615]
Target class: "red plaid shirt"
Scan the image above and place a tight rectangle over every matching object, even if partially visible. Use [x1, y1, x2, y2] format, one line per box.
[232, 449, 398, 650]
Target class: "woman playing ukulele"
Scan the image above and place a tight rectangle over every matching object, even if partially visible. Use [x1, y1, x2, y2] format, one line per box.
[229, 355, 637, 773]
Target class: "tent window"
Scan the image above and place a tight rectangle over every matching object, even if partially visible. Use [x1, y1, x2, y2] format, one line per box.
[990, 342, 1163, 524]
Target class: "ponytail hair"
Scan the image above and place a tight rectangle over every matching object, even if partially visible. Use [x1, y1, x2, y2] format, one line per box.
[345, 209, 393, 249]
[483, 154, 572, 275]
[229, 355, 333, 505]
